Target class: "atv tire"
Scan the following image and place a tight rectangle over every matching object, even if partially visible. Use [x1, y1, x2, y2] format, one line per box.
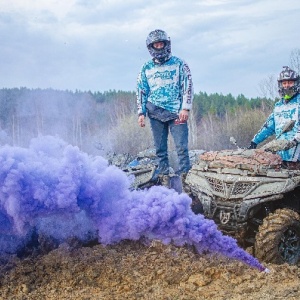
[254, 208, 300, 265]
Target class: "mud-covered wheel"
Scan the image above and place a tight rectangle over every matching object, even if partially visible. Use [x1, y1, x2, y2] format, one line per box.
[254, 208, 300, 264]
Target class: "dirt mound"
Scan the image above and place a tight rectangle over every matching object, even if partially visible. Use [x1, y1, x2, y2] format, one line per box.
[0, 240, 300, 300]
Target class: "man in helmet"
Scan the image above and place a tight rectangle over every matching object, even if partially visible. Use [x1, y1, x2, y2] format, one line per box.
[249, 66, 300, 167]
[136, 29, 194, 187]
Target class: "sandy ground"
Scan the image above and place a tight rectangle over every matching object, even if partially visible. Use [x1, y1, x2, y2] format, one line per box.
[0, 240, 300, 300]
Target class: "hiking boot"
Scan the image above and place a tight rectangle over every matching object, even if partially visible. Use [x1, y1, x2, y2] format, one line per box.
[180, 172, 188, 183]
[180, 173, 191, 194]
[158, 175, 170, 188]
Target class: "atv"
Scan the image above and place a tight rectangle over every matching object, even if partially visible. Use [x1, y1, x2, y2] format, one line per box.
[122, 123, 300, 265]
[185, 133, 300, 265]
[123, 144, 300, 265]
[122, 149, 204, 191]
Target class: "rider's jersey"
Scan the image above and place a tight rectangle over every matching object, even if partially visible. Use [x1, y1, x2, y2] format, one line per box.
[253, 94, 300, 161]
[136, 56, 193, 116]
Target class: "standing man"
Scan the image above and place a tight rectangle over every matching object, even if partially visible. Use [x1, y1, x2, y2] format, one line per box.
[136, 29, 194, 187]
[249, 66, 300, 168]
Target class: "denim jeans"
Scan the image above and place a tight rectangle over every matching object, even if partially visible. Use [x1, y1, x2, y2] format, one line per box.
[149, 117, 191, 175]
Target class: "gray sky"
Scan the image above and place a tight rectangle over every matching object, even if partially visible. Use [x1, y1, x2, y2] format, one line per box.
[0, 0, 299, 98]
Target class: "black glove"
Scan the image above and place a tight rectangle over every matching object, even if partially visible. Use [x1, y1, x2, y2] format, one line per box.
[248, 141, 257, 149]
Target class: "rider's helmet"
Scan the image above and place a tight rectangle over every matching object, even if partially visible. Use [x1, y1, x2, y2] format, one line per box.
[146, 29, 171, 63]
[278, 66, 300, 100]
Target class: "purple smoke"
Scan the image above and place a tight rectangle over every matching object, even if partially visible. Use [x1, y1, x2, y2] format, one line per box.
[0, 136, 265, 271]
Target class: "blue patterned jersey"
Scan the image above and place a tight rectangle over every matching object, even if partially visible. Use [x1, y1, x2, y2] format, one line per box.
[253, 94, 300, 161]
[136, 56, 193, 116]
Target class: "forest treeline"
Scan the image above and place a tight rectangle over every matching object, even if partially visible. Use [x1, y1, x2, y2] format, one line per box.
[0, 87, 274, 157]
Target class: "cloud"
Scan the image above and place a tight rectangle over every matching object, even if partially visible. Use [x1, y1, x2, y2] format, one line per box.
[0, 0, 300, 97]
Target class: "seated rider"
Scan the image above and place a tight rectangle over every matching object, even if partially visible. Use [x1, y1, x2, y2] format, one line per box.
[249, 66, 300, 169]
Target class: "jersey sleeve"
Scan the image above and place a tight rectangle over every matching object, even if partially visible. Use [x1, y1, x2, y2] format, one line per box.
[136, 67, 149, 116]
[252, 113, 276, 144]
[180, 61, 193, 111]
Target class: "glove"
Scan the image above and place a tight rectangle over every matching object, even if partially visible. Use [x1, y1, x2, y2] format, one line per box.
[248, 141, 257, 149]
[282, 139, 298, 150]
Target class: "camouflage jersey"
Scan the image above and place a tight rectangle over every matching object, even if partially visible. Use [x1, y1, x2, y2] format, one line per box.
[253, 93, 300, 161]
[136, 56, 193, 116]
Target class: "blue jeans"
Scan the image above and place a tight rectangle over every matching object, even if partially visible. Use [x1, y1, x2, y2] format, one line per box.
[149, 117, 191, 175]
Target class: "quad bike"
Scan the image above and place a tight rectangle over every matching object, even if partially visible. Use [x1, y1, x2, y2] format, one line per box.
[122, 149, 204, 191]
[185, 120, 300, 265]
[121, 149, 204, 192]
[123, 122, 300, 264]
[185, 140, 300, 265]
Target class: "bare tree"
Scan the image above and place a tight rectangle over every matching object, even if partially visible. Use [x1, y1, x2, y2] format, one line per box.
[188, 110, 198, 149]
[290, 48, 300, 74]
[258, 74, 277, 100]
[108, 113, 153, 155]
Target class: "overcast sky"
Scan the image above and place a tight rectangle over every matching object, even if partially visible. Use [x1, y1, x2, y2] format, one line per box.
[0, 0, 299, 98]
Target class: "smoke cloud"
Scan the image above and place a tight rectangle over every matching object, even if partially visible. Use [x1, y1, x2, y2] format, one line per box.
[0, 136, 264, 270]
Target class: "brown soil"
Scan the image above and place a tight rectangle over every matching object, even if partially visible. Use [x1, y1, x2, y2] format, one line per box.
[0, 240, 300, 300]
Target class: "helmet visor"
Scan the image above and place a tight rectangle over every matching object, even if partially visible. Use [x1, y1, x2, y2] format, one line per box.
[151, 41, 166, 49]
